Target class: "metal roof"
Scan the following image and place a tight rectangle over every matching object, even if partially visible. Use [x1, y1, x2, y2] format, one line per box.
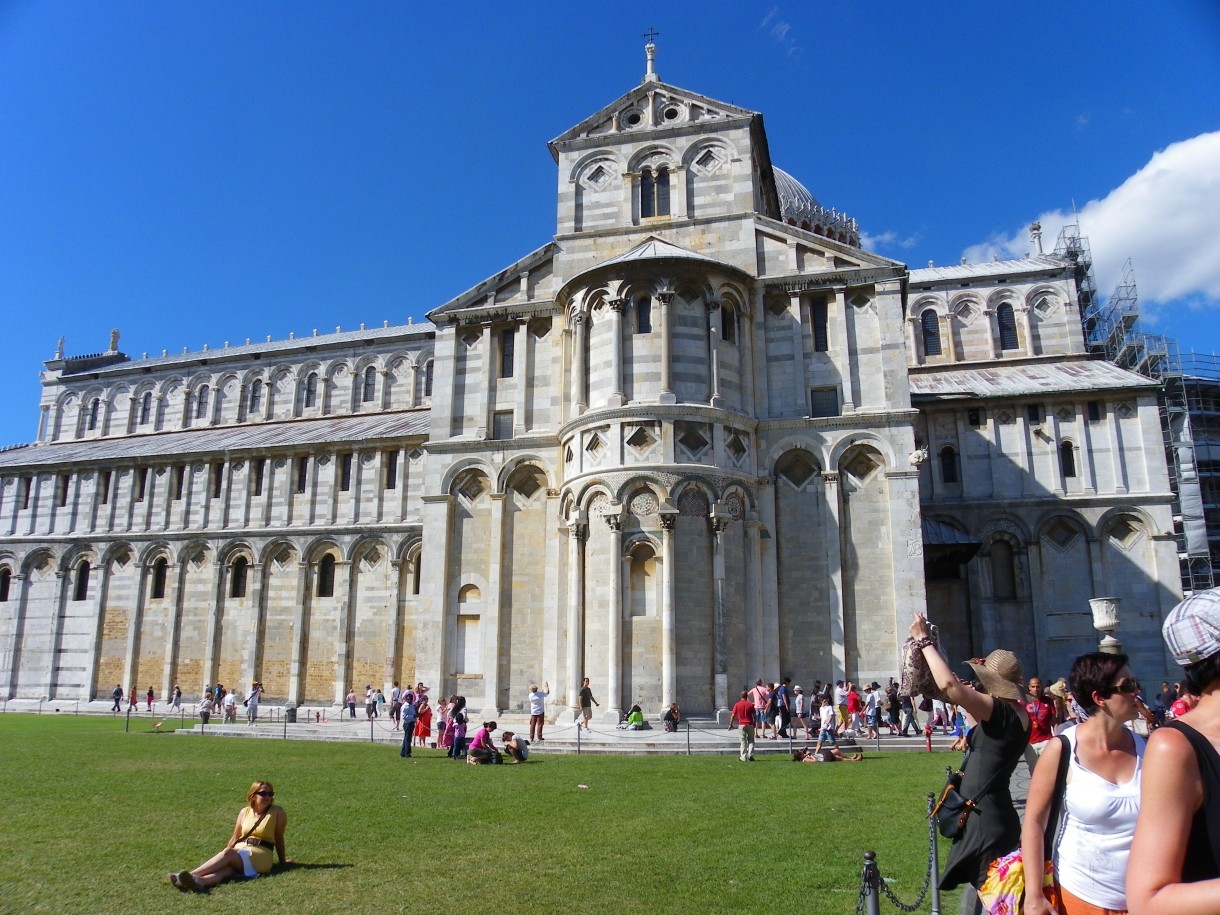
[0, 411, 430, 469]
[908, 256, 1069, 285]
[909, 358, 1157, 400]
[597, 236, 724, 268]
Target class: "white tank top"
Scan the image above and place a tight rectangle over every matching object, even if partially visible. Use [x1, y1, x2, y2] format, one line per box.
[1053, 725, 1144, 910]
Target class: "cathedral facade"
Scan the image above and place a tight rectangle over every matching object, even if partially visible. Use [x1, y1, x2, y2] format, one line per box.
[0, 53, 1182, 716]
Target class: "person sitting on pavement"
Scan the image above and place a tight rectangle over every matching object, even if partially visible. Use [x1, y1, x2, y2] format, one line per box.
[624, 704, 649, 730]
[662, 703, 681, 732]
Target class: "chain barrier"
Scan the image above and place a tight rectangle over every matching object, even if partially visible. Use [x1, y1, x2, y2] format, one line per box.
[854, 794, 941, 915]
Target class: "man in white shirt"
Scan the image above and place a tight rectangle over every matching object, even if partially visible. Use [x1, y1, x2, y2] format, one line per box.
[527, 681, 549, 742]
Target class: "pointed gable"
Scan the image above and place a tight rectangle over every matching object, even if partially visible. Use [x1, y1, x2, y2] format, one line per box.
[427, 243, 557, 325]
[548, 81, 758, 158]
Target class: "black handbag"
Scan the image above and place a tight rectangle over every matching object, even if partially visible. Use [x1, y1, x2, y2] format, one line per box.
[931, 746, 1003, 839]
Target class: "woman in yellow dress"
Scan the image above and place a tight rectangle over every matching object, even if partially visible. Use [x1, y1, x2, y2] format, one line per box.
[170, 780, 290, 891]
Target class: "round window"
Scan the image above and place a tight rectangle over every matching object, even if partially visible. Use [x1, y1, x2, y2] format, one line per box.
[663, 106, 680, 121]
[624, 111, 642, 127]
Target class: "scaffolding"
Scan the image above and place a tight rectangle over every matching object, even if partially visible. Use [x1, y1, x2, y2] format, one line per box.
[1055, 223, 1218, 594]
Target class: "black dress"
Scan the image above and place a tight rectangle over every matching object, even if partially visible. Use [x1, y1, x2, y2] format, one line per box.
[1164, 720, 1220, 881]
[940, 699, 1030, 890]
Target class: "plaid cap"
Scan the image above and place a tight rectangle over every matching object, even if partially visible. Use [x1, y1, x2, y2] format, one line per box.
[1163, 588, 1220, 666]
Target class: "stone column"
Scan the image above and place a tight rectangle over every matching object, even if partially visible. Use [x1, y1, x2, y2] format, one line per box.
[750, 288, 769, 415]
[986, 310, 1000, 359]
[332, 560, 355, 705]
[707, 300, 723, 408]
[943, 313, 959, 362]
[657, 291, 675, 404]
[745, 513, 765, 692]
[757, 479, 781, 678]
[789, 292, 807, 414]
[1078, 403, 1097, 494]
[483, 492, 507, 713]
[660, 511, 677, 710]
[121, 563, 148, 700]
[419, 495, 454, 693]
[605, 513, 623, 721]
[572, 312, 588, 415]
[608, 299, 626, 407]
[515, 322, 530, 433]
[566, 520, 587, 709]
[1109, 409, 1129, 494]
[822, 472, 847, 682]
[245, 563, 266, 687]
[410, 363, 421, 408]
[834, 288, 855, 411]
[1019, 305, 1035, 356]
[160, 560, 184, 700]
[710, 511, 729, 713]
[286, 559, 309, 706]
[477, 324, 494, 438]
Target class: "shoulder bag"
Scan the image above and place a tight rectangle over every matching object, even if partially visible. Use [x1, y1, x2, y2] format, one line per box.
[931, 744, 1004, 839]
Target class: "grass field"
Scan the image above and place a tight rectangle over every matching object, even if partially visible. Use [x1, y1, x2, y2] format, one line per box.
[0, 715, 965, 914]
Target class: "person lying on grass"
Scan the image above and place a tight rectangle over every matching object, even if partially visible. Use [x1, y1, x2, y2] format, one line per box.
[170, 780, 291, 891]
[792, 746, 862, 763]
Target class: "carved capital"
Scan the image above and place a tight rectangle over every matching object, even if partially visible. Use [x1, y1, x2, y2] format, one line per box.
[604, 515, 622, 533]
[822, 471, 840, 485]
[659, 514, 676, 532]
[656, 290, 675, 306]
[608, 298, 626, 313]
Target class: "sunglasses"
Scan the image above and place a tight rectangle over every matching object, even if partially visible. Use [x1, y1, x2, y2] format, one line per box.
[255, 790, 274, 798]
[1100, 679, 1137, 698]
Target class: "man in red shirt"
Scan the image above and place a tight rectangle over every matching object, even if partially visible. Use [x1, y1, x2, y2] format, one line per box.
[844, 682, 863, 734]
[1022, 676, 1054, 772]
[728, 691, 757, 762]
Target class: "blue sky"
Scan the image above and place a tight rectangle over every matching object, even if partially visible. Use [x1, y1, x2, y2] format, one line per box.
[2, 2, 1218, 448]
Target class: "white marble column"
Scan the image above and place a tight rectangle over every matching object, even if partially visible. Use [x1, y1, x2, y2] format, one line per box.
[822, 472, 846, 682]
[200, 560, 224, 695]
[710, 513, 729, 713]
[745, 514, 765, 691]
[608, 299, 626, 407]
[515, 322, 530, 433]
[986, 310, 1000, 359]
[478, 324, 494, 438]
[707, 301, 723, 407]
[788, 292, 807, 414]
[121, 563, 148, 700]
[660, 511, 676, 710]
[834, 288, 855, 411]
[286, 560, 309, 706]
[1019, 305, 1035, 356]
[483, 493, 507, 713]
[160, 561, 184, 700]
[658, 291, 675, 404]
[244, 563, 266, 687]
[572, 312, 589, 415]
[419, 494, 454, 693]
[566, 520, 587, 709]
[605, 513, 624, 721]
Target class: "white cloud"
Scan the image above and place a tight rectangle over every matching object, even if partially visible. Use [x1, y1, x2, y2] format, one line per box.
[862, 229, 919, 251]
[962, 131, 1220, 310]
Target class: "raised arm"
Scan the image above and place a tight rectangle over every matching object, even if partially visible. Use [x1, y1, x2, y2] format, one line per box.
[1127, 727, 1220, 915]
[908, 613, 995, 722]
[274, 807, 291, 865]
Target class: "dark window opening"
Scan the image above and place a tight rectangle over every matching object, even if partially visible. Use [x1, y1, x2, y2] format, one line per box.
[384, 451, 398, 490]
[411, 558, 421, 595]
[1087, 400, 1102, 423]
[135, 467, 147, 503]
[921, 310, 942, 356]
[230, 557, 248, 599]
[304, 372, 318, 408]
[809, 388, 840, 418]
[19, 477, 31, 510]
[721, 307, 736, 344]
[1028, 404, 1043, 425]
[812, 298, 829, 352]
[636, 297, 651, 334]
[317, 554, 336, 598]
[1060, 442, 1077, 479]
[57, 473, 70, 507]
[362, 366, 377, 403]
[295, 457, 308, 494]
[88, 398, 100, 431]
[172, 465, 185, 501]
[0, 567, 10, 602]
[997, 303, 1019, 351]
[940, 447, 960, 484]
[340, 453, 352, 492]
[640, 166, 670, 217]
[248, 380, 263, 414]
[98, 470, 111, 505]
[251, 459, 265, 497]
[73, 561, 90, 601]
[967, 408, 983, 428]
[491, 411, 513, 441]
[150, 558, 168, 600]
[211, 462, 224, 499]
[500, 329, 515, 378]
[423, 360, 434, 397]
[195, 385, 210, 420]
[139, 392, 152, 425]
[991, 541, 1016, 599]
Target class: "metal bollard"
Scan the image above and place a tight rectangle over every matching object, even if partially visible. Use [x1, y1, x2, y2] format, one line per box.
[859, 850, 881, 915]
[125, 706, 131, 733]
[369, 716, 375, 744]
[685, 720, 691, 756]
[576, 721, 582, 755]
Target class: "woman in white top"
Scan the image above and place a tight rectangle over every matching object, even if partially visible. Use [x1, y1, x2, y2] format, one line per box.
[1021, 651, 1145, 915]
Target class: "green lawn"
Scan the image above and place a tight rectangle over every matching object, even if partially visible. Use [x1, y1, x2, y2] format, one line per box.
[0, 715, 965, 914]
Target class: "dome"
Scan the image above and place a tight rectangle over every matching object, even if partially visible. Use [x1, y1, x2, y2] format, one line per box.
[773, 167, 820, 226]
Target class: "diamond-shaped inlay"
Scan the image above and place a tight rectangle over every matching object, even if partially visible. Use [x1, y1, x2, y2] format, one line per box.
[1056, 407, 1074, 423]
[776, 452, 816, 489]
[1116, 402, 1134, 419]
[725, 433, 747, 462]
[626, 427, 656, 451]
[585, 434, 605, 458]
[587, 165, 609, 187]
[458, 476, 486, 503]
[850, 292, 871, 309]
[997, 410, 1015, 426]
[845, 450, 881, 482]
[1035, 296, 1056, 316]
[1045, 518, 1079, 550]
[678, 427, 709, 455]
[408, 448, 423, 461]
[1109, 517, 1140, 548]
[956, 302, 977, 323]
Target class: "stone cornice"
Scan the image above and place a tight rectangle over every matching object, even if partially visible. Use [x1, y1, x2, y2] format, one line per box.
[430, 299, 563, 328]
[922, 492, 1175, 512]
[760, 266, 906, 291]
[756, 409, 918, 433]
[425, 433, 560, 456]
[0, 523, 425, 548]
[559, 403, 758, 439]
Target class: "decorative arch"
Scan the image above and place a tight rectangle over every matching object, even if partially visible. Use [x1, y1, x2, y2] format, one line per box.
[568, 149, 628, 183]
[827, 433, 897, 472]
[773, 448, 823, 491]
[441, 459, 496, 499]
[496, 455, 554, 494]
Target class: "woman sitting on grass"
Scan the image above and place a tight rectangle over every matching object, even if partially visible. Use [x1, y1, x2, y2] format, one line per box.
[170, 780, 290, 892]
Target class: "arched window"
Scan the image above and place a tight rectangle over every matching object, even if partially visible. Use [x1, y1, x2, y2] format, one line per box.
[304, 372, 318, 408]
[150, 557, 168, 600]
[230, 556, 248, 598]
[423, 360, 434, 397]
[139, 392, 152, 425]
[640, 166, 670, 217]
[316, 554, 336, 598]
[721, 306, 737, 344]
[990, 541, 1016, 599]
[939, 446, 959, 484]
[362, 367, 377, 403]
[248, 380, 263, 414]
[73, 561, 91, 602]
[636, 297, 651, 334]
[997, 303, 1019, 351]
[88, 398, 100, 431]
[921, 310, 942, 356]
[0, 567, 11, 602]
[195, 385, 210, 420]
[1060, 441, 1077, 478]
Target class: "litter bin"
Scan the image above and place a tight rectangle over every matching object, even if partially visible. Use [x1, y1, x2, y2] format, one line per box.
[284, 706, 297, 724]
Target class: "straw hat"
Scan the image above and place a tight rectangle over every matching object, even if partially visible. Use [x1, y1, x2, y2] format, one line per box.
[965, 650, 1029, 702]
[1046, 678, 1069, 700]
